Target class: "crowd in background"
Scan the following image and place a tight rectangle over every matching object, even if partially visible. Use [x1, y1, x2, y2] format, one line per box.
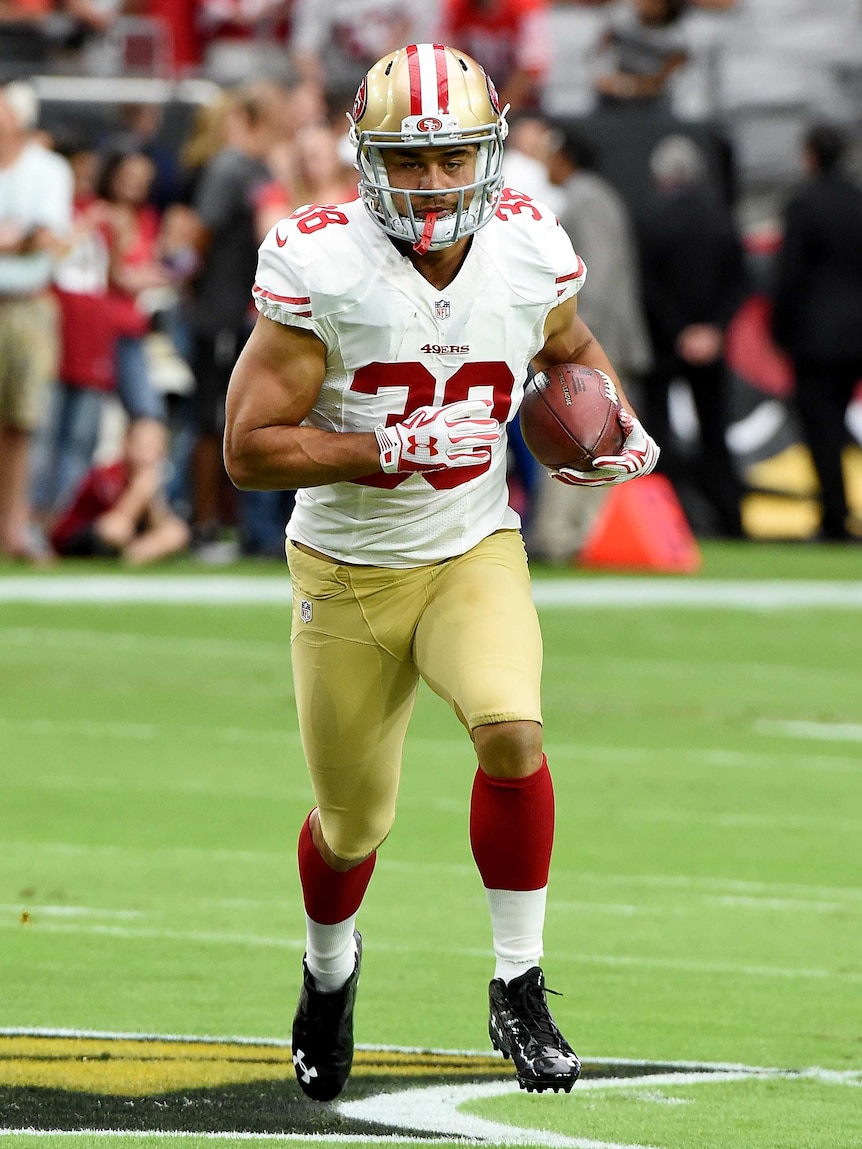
[1, 0, 861, 565]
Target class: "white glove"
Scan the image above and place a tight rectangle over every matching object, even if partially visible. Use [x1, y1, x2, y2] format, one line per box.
[551, 409, 660, 487]
[375, 399, 501, 474]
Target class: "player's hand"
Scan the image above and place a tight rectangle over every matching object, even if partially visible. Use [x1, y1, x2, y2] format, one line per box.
[551, 409, 660, 487]
[376, 399, 501, 474]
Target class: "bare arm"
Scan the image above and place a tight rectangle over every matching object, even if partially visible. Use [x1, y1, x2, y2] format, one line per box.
[532, 295, 641, 417]
[223, 314, 381, 491]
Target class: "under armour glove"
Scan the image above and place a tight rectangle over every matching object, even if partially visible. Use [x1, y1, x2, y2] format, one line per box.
[551, 409, 660, 487]
[375, 399, 502, 474]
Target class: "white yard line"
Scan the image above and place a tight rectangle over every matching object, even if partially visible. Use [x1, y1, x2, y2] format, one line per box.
[1, 576, 862, 608]
[756, 719, 862, 742]
[2, 918, 859, 982]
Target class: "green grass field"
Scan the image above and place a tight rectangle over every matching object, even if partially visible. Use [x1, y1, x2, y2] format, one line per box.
[1, 542, 860, 1149]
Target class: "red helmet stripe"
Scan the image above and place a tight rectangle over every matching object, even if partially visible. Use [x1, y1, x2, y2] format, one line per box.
[406, 43, 423, 116]
[433, 43, 449, 112]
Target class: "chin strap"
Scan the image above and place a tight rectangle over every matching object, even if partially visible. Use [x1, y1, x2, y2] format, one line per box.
[413, 212, 438, 255]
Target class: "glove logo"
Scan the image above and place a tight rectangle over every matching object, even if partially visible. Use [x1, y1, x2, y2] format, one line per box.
[407, 434, 438, 458]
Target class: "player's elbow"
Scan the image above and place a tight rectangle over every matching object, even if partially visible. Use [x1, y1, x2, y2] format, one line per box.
[223, 433, 265, 491]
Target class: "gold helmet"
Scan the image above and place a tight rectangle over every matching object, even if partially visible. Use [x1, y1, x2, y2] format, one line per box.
[348, 43, 509, 252]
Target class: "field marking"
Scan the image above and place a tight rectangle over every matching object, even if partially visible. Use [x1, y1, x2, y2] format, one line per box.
[756, 719, 862, 742]
[6, 840, 862, 903]
[2, 575, 862, 608]
[0, 1032, 858, 1148]
[2, 917, 859, 982]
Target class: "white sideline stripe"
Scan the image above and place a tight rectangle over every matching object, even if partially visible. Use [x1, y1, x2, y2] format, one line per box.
[2, 918, 859, 981]
[0, 1136, 475, 1145]
[756, 719, 862, 742]
[2, 575, 862, 608]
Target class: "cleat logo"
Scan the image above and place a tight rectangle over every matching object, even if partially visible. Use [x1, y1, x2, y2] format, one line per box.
[292, 1049, 319, 1085]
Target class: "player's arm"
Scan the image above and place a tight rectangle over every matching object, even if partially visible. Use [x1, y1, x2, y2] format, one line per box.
[532, 294, 640, 417]
[531, 295, 659, 487]
[224, 315, 381, 490]
[224, 314, 502, 490]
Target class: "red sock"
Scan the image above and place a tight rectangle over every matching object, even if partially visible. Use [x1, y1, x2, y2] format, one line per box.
[297, 813, 376, 925]
[469, 757, 555, 891]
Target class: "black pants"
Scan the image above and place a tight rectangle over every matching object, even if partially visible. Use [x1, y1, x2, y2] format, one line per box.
[793, 357, 862, 539]
[643, 354, 744, 538]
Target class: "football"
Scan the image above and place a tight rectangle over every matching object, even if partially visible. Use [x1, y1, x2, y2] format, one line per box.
[519, 363, 625, 470]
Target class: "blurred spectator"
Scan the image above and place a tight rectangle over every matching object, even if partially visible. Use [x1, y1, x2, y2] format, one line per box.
[100, 102, 181, 210]
[0, 80, 72, 560]
[182, 85, 278, 556]
[147, 0, 201, 75]
[49, 415, 190, 563]
[636, 133, 748, 537]
[94, 144, 170, 431]
[289, 0, 437, 119]
[527, 124, 653, 562]
[198, 0, 293, 87]
[31, 133, 149, 523]
[594, 0, 687, 109]
[540, 0, 616, 120]
[501, 114, 565, 213]
[0, 0, 54, 78]
[256, 122, 358, 239]
[771, 124, 862, 542]
[439, 0, 549, 113]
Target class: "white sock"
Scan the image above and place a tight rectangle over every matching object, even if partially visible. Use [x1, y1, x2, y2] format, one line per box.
[304, 913, 357, 993]
[485, 886, 547, 984]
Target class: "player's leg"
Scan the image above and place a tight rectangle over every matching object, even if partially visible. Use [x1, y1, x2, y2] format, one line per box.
[286, 543, 422, 1100]
[414, 529, 579, 1092]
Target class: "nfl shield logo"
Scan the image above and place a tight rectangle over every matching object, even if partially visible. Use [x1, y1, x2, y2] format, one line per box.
[434, 299, 450, 321]
[300, 599, 313, 623]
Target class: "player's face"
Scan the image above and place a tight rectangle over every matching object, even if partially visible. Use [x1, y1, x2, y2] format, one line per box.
[383, 144, 479, 218]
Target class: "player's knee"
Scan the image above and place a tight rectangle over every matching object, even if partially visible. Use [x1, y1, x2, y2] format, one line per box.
[473, 719, 543, 779]
[318, 808, 393, 865]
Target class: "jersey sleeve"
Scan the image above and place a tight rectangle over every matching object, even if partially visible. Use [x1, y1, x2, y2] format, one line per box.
[252, 221, 326, 341]
[548, 214, 587, 306]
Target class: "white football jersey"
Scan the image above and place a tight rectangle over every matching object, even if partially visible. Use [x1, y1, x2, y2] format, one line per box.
[253, 192, 586, 567]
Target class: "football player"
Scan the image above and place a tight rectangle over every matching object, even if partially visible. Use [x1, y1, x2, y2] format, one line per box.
[224, 43, 658, 1101]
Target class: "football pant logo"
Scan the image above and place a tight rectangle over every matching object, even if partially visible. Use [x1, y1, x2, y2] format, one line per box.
[300, 600, 313, 623]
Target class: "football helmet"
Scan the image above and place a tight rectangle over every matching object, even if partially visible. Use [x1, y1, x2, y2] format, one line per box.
[348, 43, 509, 253]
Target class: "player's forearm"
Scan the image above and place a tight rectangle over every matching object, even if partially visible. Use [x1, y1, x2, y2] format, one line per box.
[224, 425, 382, 491]
[537, 325, 640, 419]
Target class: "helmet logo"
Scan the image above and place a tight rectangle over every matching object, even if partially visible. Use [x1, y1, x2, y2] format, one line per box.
[484, 70, 502, 115]
[417, 116, 443, 133]
[352, 76, 368, 124]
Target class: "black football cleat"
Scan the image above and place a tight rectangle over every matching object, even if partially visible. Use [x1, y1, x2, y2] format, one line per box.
[291, 931, 362, 1102]
[488, 966, 581, 1093]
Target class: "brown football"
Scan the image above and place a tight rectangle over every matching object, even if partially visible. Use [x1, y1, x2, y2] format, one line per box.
[519, 364, 624, 470]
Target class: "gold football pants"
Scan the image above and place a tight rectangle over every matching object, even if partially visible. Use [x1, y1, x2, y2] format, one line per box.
[286, 529, 543, 860]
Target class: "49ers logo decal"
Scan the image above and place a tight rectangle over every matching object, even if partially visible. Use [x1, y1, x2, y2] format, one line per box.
[352, 76, 368, 124]
[416, 116, 444, 133]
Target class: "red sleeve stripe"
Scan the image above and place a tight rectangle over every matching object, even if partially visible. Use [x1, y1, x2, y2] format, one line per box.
[253, 284, 311, 307]
[555, 255, 586, 284]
